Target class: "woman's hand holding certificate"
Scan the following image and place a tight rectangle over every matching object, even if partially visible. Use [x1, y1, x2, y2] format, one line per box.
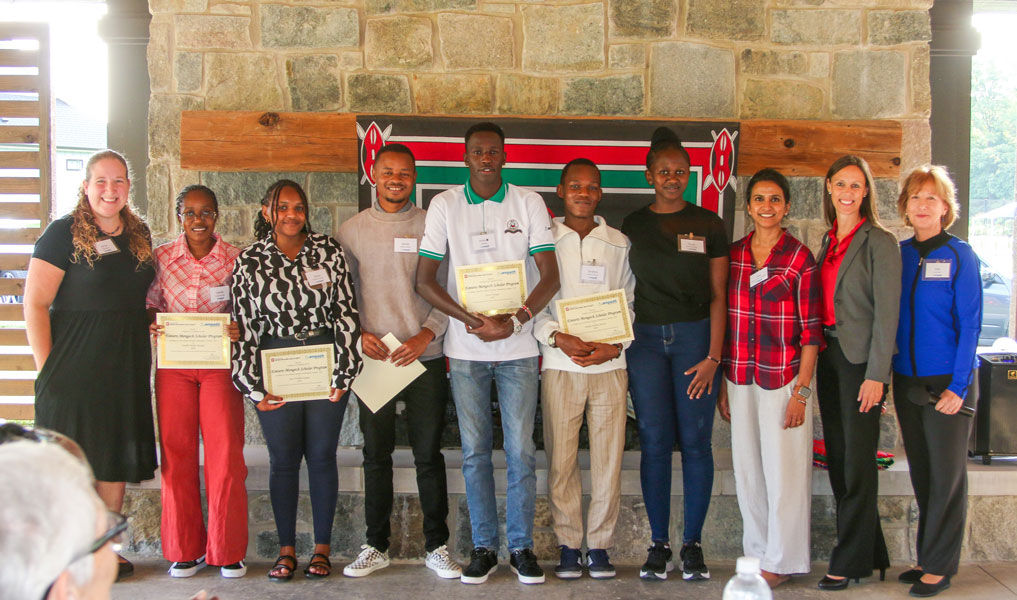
[455, 260, 527, 316]
[155, 313, 231, 369]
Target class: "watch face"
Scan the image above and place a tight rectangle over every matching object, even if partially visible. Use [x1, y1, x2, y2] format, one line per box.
[798, 385, 812, 398]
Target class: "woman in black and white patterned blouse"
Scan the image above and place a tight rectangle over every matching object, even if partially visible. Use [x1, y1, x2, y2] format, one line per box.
[231, 179, 362, 582]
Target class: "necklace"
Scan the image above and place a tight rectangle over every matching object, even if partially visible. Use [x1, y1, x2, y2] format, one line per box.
[99, 221, 123, 237]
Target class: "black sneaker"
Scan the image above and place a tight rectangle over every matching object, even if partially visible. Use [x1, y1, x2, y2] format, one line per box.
[586, 549, 616, 579]
[460, 547, 498, 585]
[554, 546, 582, 579]
[680, 541, 710, 580]
[509, 548, 545, 584]
[639, 542, 673, 580]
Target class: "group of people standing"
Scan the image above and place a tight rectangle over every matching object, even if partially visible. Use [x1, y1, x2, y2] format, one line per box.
[22, 120, 981, 598]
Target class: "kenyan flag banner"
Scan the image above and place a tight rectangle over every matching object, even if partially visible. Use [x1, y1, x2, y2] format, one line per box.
[356, 116, 738, 235]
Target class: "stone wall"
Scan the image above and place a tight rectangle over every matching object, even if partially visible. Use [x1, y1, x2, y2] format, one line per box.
[146, 0, 935, 449]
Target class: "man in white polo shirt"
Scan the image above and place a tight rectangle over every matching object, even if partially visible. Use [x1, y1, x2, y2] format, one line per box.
[415, 122, 560, 586]
[532, 158, 635, 581]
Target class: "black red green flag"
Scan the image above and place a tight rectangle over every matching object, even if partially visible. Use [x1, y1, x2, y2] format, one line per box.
[356, 116, 738, 236]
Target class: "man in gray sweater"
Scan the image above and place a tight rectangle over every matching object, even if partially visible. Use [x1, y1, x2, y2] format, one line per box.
[335, 143, 460, 580]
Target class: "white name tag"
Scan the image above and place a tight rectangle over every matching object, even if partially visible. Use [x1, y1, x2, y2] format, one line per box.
[471, 233, 496, 252]
[923, 259, 952, 281]
[750, 267, 769, 288]
[394, 237, 418, 253]
[678, 235, 706, 254]
[94, 238, 119, 255]
[209, 286, 230, 303]
[579, 264, 607, 285]
[305, 268, 329, 287]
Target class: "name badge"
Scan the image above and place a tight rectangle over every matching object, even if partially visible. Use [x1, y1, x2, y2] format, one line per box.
[580, 264, 607, 285]
[304, 267, 330, 288]
[750, 267, 769, 288]
[394, 237, 418, 253]
[471, 233, 496, 252]
[94, 238, 119, 255]
[209, 286, 230, 303]
[923, 259, 952, 281]
[678, 235, 707, 254]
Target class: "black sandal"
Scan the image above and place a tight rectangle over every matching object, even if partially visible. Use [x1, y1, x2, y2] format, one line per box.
[268, 555, 297, 582]
[305, 553, 331, 579]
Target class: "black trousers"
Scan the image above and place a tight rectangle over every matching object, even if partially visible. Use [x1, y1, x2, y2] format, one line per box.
[817, 337, 890, 578]
[256, 332, 348, 547]
[893, 372, 971, 577]
[359, 357, 451, 553]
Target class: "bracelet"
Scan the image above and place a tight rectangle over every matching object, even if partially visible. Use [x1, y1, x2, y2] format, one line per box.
[613, 343, 623, 359]
[796, 397, 807, 406]
[520, 304, 533, 320]
[706, 355, 720, 365]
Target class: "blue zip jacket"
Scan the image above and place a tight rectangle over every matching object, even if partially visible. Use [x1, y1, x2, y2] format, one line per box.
[893, 231, 982, 398]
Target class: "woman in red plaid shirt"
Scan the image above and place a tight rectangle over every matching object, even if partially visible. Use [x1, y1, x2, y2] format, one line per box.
[146, 185, 248, 580]
[717, 168, 822, 588]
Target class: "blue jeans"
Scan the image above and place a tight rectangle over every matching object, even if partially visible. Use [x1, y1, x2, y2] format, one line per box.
[627, 319, 719, 544]
[449, 356, 539, 551]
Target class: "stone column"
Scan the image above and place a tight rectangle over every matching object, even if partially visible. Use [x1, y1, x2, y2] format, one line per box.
[930, 0, 980, 241]
[99, 0, 151, 213]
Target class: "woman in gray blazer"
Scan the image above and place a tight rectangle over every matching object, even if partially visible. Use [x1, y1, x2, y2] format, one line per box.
[814, 155, 902, 591]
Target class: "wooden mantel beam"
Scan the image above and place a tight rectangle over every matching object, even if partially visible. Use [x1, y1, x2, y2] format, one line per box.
[180, 111, 902, 179]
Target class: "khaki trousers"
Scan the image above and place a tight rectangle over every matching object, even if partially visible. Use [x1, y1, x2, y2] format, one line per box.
[541, 368, 627, 549]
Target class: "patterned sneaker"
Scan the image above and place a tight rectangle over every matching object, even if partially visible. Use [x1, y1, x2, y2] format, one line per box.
[639, 542, 674, 580]
[509, 548, 545, 585]
[680, 541, 711, 580]
[220, 561, 247, 578]
[425, 545, 462, 579]
[586, 549, 616, 579]
[168, 555, 207, 578]
[343, 544, 390, 578]
[460, 547, 498, 584]
[554, 546, 582, 579]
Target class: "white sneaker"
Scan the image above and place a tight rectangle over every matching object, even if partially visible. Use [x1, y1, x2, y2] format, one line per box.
[343, 544, 390, 578]
[168, 555, 206, 578]
[220, 560, 247, 578]
[425, 545, 462, 579]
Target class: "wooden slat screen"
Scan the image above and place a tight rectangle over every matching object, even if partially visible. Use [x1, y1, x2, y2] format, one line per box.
[0, 23, 53, 420]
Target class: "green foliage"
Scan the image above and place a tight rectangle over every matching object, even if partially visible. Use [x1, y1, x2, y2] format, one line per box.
[970, 55, 1017, 213]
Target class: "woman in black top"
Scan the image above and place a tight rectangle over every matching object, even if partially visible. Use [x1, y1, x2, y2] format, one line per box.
[231, 180, 362, 581]
[622, 128, 729, 581]
[24, 149, 155, 578]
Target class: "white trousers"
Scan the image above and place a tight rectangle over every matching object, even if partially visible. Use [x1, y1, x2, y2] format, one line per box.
[728, 377, 813, 574]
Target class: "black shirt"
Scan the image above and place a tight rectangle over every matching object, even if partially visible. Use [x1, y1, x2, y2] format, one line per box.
[622, 202, 729, 324]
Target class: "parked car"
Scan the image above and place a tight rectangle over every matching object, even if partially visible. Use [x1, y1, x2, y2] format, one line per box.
[979, 257, 1011, 346]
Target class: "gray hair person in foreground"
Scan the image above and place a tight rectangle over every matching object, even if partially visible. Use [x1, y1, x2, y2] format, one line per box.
[0, 440, 119, 600]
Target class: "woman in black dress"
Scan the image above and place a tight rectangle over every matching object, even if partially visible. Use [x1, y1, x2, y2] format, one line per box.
[24, 149, 156, 578]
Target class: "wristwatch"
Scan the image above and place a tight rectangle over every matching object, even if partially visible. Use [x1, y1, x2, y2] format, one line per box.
[249, 391, 265, 403]
[509, 314, 523, 335]
[548, 330, 559, 348]
[794, 384, 812, 399]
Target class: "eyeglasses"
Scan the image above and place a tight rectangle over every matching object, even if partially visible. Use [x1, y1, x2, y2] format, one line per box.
[41, 511, 127, 599]
[178, 210, 217, 221]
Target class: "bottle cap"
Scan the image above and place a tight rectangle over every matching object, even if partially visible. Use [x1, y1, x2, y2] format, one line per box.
[736, 556, 761, 575]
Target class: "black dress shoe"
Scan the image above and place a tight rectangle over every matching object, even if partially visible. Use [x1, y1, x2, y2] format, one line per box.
[818, 575, 854, 591]
[910, 576, 951, 597]
[899, 568, 924, 584]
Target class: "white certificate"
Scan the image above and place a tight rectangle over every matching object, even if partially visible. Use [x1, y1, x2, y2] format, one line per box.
[350, 333, 427, 414]
[555, 289, 634, 344]
[261, 344, 335, 402]
[455, 260, 527, 316]
[156, 313, 230, 369]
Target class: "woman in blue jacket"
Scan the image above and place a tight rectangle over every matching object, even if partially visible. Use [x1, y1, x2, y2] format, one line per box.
[893, 165, 981, 598]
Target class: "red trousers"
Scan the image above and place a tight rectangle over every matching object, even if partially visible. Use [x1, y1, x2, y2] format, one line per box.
[155, 368, 248, 565]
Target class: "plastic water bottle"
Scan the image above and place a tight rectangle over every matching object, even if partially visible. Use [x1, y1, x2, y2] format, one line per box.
[722, 556, 773, 600]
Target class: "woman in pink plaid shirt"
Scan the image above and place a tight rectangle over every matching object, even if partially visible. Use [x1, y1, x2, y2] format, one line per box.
[146, 185, 248, 580]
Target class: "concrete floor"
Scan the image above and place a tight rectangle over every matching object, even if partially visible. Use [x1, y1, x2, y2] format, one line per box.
[113, 560, 1017, 599]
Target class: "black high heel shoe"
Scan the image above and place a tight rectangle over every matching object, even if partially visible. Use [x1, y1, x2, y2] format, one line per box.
[818, 575, 859, 591]
[879, 567, 887, 581]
